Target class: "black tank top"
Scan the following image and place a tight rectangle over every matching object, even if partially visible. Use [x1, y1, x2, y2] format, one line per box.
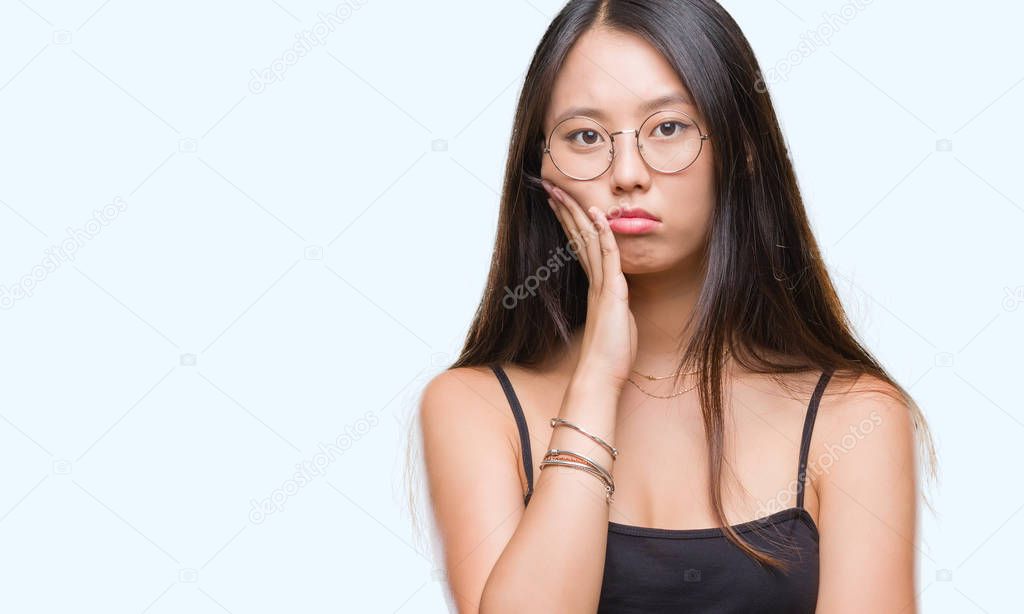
[489, 363, 834, 613]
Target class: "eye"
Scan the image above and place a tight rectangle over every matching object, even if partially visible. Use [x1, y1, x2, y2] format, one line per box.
[649, 121, 691, 139]
[566, 129, 606, 147]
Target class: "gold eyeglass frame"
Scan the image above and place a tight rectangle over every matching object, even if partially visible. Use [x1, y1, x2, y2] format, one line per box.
[542, 109, 711, 181]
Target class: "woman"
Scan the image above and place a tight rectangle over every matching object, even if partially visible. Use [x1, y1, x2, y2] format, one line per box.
[419, 1, 937, 612]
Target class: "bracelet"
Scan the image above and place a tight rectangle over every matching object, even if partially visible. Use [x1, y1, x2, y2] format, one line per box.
[544, 448, 614, 488]
[550, 417, 618, 459]
[544, 455, 615, 503]
[541, 448, 615, 498]
[539, 458, 615, 504]
[544, 454, 614, 493]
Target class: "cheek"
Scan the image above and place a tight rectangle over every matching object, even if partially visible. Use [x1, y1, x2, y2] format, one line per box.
[539, 154, 561, 190]
[538, 154, 595, 201]
[664, 168, 715, 225]
[540, 154, 553, 181]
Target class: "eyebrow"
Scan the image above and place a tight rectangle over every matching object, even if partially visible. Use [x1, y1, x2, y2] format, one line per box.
[550, 92, 695, 126]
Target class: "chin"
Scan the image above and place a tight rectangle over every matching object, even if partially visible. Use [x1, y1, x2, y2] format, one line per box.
[620, 259, 664, 275]
[620, 250, 697, 277]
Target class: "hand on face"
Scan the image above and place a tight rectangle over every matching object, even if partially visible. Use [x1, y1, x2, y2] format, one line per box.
[541, 178, 638, 385]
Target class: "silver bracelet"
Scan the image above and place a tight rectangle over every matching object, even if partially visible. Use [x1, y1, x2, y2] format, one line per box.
[544, 448, 614, 487]
[538, 458, 615, 504]
[550, 417, 618, 459]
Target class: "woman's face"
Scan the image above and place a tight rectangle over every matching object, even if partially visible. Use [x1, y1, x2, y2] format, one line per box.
[540, 28, 716, 275]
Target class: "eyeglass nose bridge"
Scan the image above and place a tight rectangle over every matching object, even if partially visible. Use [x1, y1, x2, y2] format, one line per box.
[607, 128, 639, 154]
[602, 128, 642, 173]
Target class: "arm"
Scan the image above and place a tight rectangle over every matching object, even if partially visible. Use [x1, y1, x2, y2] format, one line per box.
[814, 377, 920, 613]
[420, 367, 619, 613]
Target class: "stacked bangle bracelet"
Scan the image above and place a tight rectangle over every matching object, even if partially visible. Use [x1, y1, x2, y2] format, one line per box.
[550, 417, 618, 458]
[539, 417, 617, 504]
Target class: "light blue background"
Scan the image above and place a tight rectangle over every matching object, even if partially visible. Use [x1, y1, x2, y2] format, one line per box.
[0, 1, 1020, 612]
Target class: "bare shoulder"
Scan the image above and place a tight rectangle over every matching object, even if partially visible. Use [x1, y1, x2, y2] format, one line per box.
[815, 371, 914, 434]
[419, 365, 519, 441]
[810, 370, 917, 480]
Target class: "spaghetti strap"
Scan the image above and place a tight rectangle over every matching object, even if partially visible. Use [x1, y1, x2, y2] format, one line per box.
[489, 363, 534, 505]
[796, 368, 834, 509]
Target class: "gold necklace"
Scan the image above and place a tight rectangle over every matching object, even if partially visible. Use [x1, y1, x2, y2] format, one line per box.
[626, 376, 699, 399]
[630, 365, 699, 381]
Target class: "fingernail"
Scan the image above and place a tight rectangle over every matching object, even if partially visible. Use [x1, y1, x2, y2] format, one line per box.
[541, 179, 552, 192]
[547, 197, 555, 209]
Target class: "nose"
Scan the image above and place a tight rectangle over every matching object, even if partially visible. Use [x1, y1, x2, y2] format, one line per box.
[608, 129, 651, 193]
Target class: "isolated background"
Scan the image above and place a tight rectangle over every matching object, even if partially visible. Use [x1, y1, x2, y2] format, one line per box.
[1, 0, 1021, 612]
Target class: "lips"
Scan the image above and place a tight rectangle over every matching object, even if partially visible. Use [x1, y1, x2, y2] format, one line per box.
[610, 207, 659, 222]
[606, 208, 661, 235]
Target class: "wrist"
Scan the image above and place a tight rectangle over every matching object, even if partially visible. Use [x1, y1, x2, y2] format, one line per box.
[567, 369, 625, 400]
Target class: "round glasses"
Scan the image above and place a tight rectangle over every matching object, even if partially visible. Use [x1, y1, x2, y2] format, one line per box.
[543, 109, 710, 181]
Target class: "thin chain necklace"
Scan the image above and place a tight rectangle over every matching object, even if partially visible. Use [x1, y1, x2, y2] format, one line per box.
[631, 364, 699, 380]
[626, 376, 698, 399]
[627, 350, 731, 399]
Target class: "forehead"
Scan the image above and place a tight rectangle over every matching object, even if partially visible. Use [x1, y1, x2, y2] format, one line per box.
[546, 28, 696, 129]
